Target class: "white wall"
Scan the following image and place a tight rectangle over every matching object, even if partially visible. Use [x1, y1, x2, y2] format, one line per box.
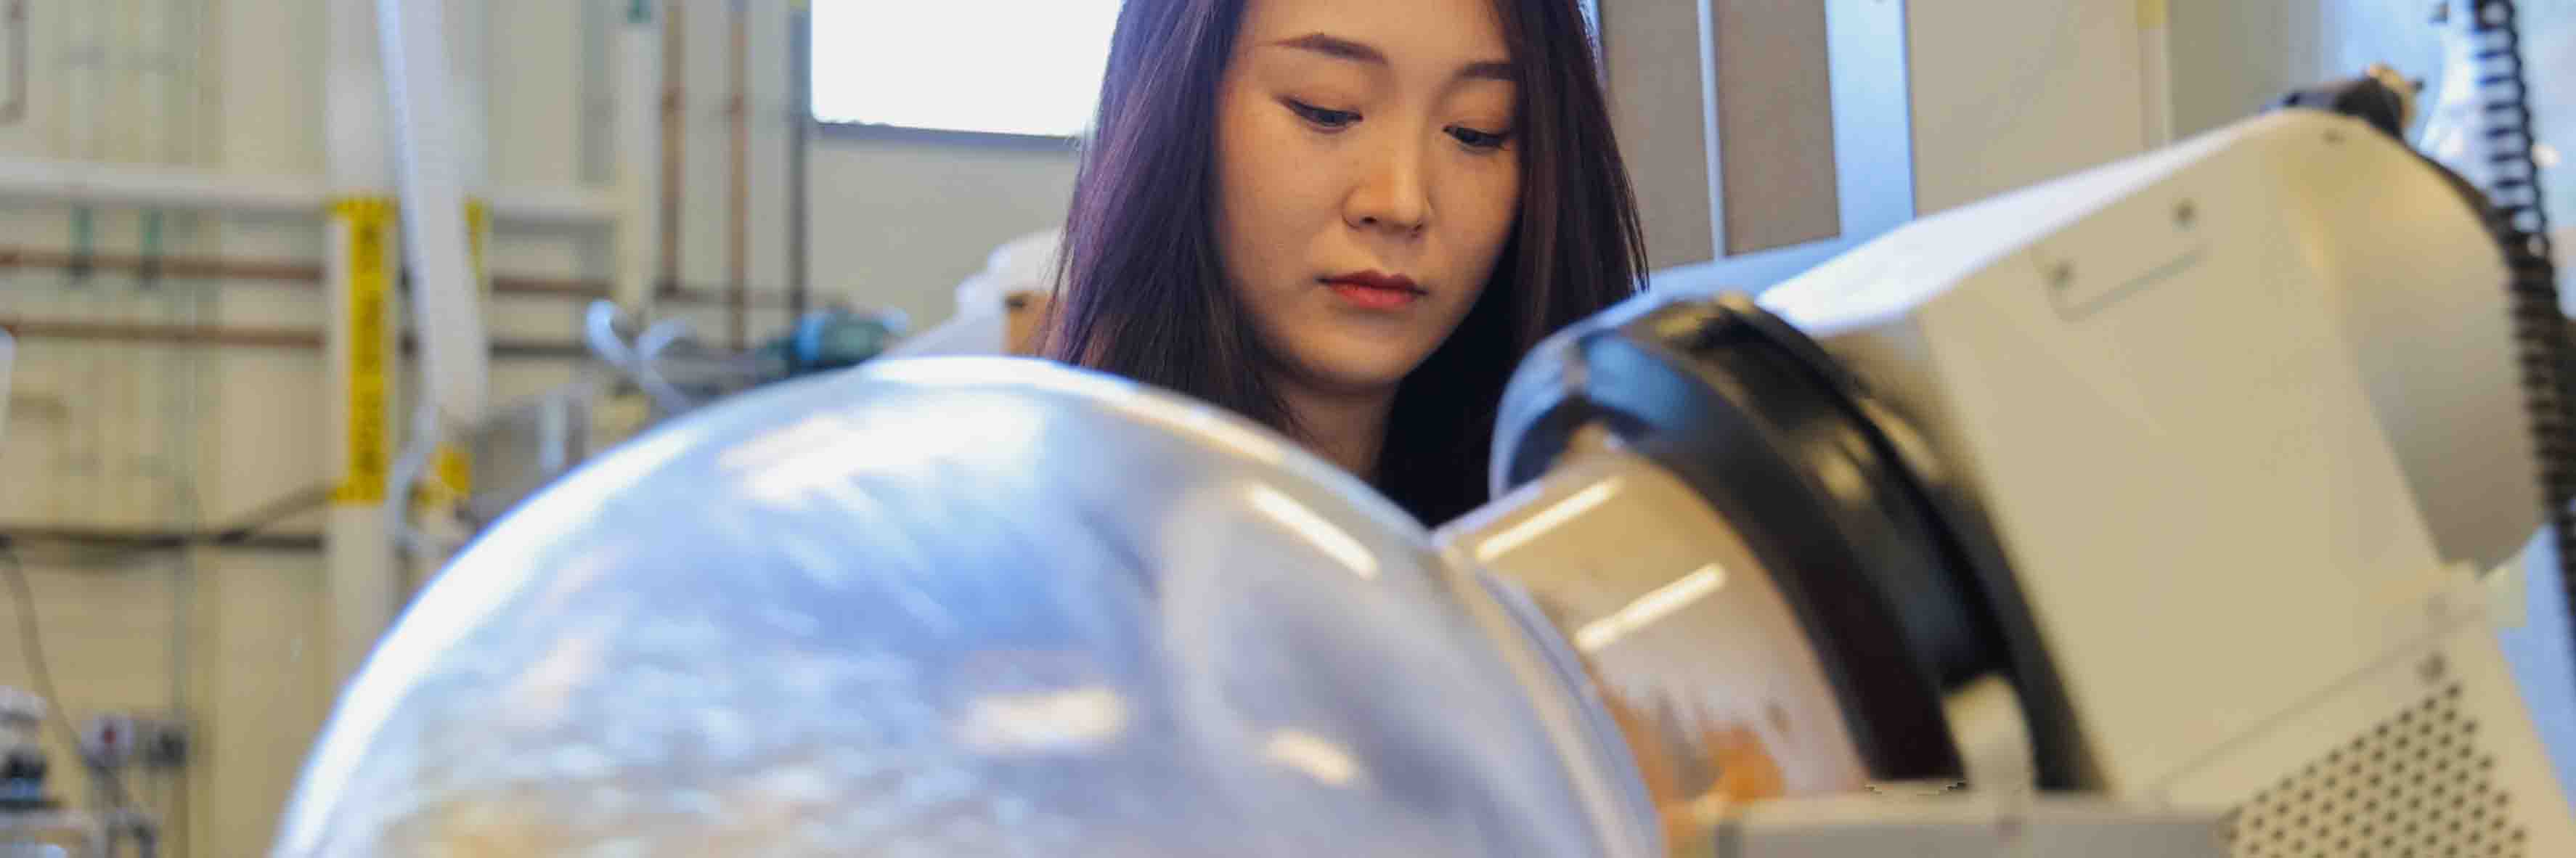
[2169, 0, 2327, 139]
[1906, 0, 2155, 214]
[1602, 0, 1718, 269]
[2166, 0, 2463, 141]
[807, 131, 1077, 330]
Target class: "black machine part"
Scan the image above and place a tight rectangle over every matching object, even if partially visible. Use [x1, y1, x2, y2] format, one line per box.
[1489, 293, 2085, 789]
[2270, 68, 2415, 139]
[1, 744, 46, 809]
[2457, 0, 2576, 718]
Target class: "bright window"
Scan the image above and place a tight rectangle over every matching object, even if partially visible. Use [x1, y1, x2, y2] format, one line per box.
[810, 0, 1122, 138]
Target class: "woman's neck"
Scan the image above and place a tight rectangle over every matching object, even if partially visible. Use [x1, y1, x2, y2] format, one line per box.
[1276, 380, 1398, 482]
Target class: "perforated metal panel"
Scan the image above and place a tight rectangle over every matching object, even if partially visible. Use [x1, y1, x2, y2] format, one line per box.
[2222, 682, 2528, 858]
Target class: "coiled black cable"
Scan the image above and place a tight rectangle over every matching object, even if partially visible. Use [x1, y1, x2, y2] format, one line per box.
[2465, 0, 2574, 698]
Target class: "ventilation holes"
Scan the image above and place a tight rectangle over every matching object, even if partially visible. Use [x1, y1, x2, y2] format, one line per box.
[2219, 683, 2518, 857]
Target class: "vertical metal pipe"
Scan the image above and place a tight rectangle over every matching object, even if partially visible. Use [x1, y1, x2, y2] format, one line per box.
[614, 0, 660, 310]
[449, 0, 489, 200]
[1, 0, 25, 125]
[322, 0, 399, 697]
[142, 3, 197, 855]
[0, 329, 14, 438]
[726, 0, 748, 349]
[61, 0, 105, 523]
[2137, 0, 2174, 147]
[659, 0, 684, 300]
[787, 0, 810, 319]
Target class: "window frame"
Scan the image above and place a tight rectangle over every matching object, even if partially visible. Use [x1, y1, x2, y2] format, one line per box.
[803, 0, 1117, 143]
[802, 1, 1604, 144]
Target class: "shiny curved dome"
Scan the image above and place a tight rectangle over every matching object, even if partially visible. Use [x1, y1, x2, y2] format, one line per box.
[274, 357, 1652, 857]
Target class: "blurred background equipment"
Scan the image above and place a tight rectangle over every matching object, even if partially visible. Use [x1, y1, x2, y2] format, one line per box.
[753, 305, 908, 378]
[272, 72, 2574, 858]
[4, 549, 161, 857]
[0, 1, 2571, 857]
[0, 687, 43, 809]
[887, 228, 1060, 359]
[73, 716, 185, 785]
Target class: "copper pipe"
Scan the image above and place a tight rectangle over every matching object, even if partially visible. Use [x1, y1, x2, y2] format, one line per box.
[0, 244, 790, 306]
[0, 245, 321, 282]
[725, 0, 749, 350]
[517, 277, 798, 308]
[659, 0, 685, 301]
[491, 272, 609, 298]
[0, 316, 591, 359]
[1, 318, 319, 348]
[0, 525, 324, 554]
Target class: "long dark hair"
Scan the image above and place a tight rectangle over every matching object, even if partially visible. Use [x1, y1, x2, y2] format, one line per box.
[1044, 0, 1646, 524]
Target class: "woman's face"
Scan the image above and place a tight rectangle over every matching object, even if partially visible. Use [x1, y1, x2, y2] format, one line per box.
[1213, 0, 1523, 397]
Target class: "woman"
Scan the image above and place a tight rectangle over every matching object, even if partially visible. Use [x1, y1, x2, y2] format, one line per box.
[1045, 0, 1647, 524]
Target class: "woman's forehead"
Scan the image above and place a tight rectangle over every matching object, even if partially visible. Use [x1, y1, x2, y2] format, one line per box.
[1237, 0, 1514, 71]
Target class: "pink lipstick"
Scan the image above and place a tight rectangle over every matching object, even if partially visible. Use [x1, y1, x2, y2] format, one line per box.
[1322, 271, 1424, 310]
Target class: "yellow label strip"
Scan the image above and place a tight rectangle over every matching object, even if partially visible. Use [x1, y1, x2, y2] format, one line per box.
[330, 197, 397, 505]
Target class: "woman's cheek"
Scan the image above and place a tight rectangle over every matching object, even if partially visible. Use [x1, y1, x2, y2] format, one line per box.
[1213, 99, 1297, 292]
[1454, 159, 1521, 279]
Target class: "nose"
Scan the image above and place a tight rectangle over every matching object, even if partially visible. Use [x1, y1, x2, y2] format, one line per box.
[1344, 135, 1430, 236]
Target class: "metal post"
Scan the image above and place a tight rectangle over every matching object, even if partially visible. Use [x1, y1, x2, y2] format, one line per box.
[726, 0, 749, 350]
[322, 0, 399, 687]
[614, 0, 661, 310]
[788, 1, 810, 319]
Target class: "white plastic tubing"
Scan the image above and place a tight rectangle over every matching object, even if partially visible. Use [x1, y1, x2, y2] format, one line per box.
[374, 0, 488, 431]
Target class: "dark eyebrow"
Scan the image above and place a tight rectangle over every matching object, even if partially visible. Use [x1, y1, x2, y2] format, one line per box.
[1459, 60, 1517, 83]
[1268, 32, 1517, 83]
[1271, 33, 1386, 65]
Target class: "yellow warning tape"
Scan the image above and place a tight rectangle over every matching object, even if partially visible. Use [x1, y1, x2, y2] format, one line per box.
[428, 445, 473, 499]
[333, 197, 493, 507]
[465, 198, 490, 289]
[330, 196, 398, 505]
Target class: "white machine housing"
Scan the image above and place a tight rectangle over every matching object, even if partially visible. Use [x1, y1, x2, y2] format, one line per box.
[1756, 109, 2574, 851]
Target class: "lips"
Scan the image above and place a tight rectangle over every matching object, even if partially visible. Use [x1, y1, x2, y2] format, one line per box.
[1321, 271, 1425, 310]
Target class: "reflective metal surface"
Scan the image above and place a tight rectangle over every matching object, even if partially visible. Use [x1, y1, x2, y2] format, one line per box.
[1440, 438, 1872, 842]
[274, 357, 1652, 857]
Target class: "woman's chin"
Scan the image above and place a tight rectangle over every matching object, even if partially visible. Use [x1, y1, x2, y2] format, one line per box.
[1281, 351, 1427, 399]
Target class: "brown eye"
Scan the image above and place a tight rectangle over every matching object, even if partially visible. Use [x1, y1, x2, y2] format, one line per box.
[1285, 99, 1361, 130]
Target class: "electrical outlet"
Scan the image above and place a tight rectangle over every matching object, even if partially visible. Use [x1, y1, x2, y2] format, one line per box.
[76, 714, 187, 772]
